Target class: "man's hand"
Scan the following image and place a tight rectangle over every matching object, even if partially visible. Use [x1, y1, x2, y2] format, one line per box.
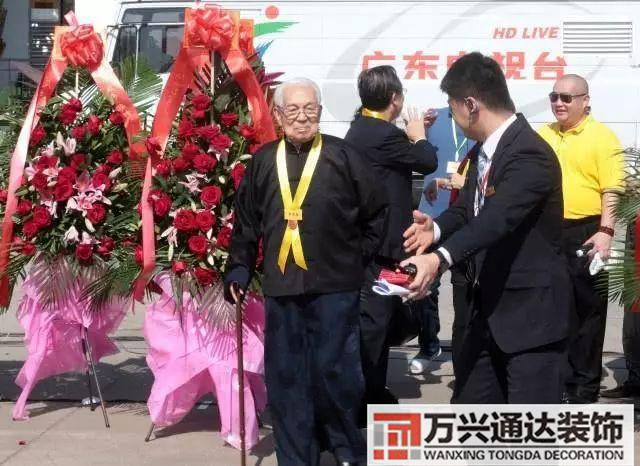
[583, 231, 613, 260]
[404, 106, 427, 143]
[424, 179, 439, 204]
[400, 253, 440, 300]
[403, 210, 434, 255]
[224, 281, 245, 304]
[449, 172, 465, 190]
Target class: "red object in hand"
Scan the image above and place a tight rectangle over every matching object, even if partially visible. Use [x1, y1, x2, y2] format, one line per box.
[378, 268, 413, 286]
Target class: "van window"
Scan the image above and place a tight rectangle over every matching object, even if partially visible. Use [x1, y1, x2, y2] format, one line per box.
[112, 8, 185, 73]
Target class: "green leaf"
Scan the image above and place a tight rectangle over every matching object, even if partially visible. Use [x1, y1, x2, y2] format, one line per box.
[254, 21, 297, 37]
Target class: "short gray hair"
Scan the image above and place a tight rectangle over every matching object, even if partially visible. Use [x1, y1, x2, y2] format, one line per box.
[273, 77, 322, 107]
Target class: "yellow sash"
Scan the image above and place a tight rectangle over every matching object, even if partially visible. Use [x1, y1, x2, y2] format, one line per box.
[361, 108, 386, 120]
[276, 133, 322, 273]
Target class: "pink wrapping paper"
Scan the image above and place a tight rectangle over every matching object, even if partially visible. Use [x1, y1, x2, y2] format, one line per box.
[144, 275, 266, 450]
[13, 270, 127, 420]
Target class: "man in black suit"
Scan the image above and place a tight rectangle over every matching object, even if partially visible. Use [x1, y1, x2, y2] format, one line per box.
[344, 65, 438, 410]
[402, 52, 571, 403]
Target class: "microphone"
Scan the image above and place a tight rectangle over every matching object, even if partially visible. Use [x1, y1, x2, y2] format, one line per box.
[576, 243, 594, 258]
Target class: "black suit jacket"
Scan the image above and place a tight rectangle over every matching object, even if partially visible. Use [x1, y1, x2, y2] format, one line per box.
[436, 114, 570, 354]
[345, 115, 438, 260]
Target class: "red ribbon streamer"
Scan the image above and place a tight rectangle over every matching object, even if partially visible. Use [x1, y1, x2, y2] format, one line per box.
[0, 20, 143, 305]
[133, 6, 276, 301]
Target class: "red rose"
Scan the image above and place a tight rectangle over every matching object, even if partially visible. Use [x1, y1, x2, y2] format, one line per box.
[21, 242, 37, 257]
[71, 125, 87, 141]
[196, 210, 215, 232]
[239, 124, 256, 141]
[87, 204, 107, 224]
[36, 155, 58, 171]
[191, 109, 206, 120]
[32, 206, 52, 228]
[95, 164, 111, 175]
[193, 266, 217, 286]
[211, 134, 232, 152]
[231, 163, 246, 190]
[181, 143, 200, 162]
[145, 136, 162, 158]
[149, 190, 172, 218]
[87, 115, 102, 136]
[155, 160, 172, 177]
[134, 245, 144, 265]
[109, 111, 125, 126]
[96, 236, 115, 256]
[54, 178, 74, 201]
[220, 112, 238, 127]
[216, 226, 232, 250]
[68, 98, 82, 111]
[58, 167, 77, 182]
[76, 243, 94, 262]
[92, 173, 111, 192]
[197, 125, 220, 142]
[188, 234, 209, 255]
[172, 157, 189, 172]
[106, 150, 124, 165]
[29, 125, 46, 147]
[58, 105, 78, 125]
[174, 209, 197, 231]
[70, 154, 87, 170]
[172, 260, 187, 275]
[249, 143, 262, 155]
[16, 200, 32, 216]
[178, 119, 195, 139]
[31, 172, 49, 192]
[200, 186, 222, 208]
[22, 220, 39, 239]
[193, 153, 217, 174]
[192, 94, 212, 111]
[0, 189, 8, 203]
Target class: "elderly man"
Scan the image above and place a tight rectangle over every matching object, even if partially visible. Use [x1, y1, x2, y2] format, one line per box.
[224, 78, 387, 466]
[538, 74, 624, 403]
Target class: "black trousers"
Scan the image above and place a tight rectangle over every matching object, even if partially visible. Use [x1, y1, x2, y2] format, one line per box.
[264, 292, 366, 466]
[453, 316, 566, 404]
[450, 265, 473, 383]
[562, 216, 609, 399]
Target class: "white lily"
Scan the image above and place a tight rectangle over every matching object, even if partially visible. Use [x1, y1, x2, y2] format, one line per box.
[63, 226, 79, 245]
[55, 132, 76, 156]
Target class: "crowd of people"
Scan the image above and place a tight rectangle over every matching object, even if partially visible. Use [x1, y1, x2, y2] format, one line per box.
[223, 52, 626, 466]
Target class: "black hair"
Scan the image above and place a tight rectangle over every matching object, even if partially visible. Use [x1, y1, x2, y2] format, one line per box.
[440, 52, 515, 113]
[357, 65, 403, 111]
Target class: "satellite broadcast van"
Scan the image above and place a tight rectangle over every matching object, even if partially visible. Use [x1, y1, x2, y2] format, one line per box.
[75, 0, 640, 208]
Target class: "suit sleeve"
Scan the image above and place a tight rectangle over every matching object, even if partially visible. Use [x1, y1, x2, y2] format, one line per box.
[440, 147, 555, 265]
[225, 157, 261, 289]
[345, 144, 389, 260]
[377, 128, 438, 174]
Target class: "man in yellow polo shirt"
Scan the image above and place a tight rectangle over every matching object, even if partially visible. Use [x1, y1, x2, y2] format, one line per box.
[539, 74, 623, 404]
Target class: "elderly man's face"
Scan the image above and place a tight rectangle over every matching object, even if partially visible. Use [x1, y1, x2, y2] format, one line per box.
[275, 85, 321, 145]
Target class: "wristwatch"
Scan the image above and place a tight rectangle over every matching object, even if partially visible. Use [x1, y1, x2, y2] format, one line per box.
[432, 249, 450, 275]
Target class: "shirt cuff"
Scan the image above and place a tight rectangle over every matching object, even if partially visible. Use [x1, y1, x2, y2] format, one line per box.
[437, 247, 453, 266]
[433, 222, 441, 243]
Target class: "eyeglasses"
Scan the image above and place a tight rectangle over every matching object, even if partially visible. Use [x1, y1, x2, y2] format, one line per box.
[276, 104, 322, 121]
[549, 92, 587, 104]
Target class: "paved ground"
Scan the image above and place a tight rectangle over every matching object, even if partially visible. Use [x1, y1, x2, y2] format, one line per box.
[0, 273, 638, 465]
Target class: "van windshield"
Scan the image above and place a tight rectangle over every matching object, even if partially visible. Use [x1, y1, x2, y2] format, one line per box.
[112, 8, 185, 73]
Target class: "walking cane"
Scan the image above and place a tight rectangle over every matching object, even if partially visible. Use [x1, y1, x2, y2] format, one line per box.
[232, 284, 247, 466]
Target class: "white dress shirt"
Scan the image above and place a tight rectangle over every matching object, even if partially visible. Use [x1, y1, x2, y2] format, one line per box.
[434, 114, 517, 265]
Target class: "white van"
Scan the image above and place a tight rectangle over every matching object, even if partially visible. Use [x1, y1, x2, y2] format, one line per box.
[76, 0, 640, 205]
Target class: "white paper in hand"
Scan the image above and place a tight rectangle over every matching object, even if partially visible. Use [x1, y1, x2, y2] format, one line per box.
[372, 279, 411, 297]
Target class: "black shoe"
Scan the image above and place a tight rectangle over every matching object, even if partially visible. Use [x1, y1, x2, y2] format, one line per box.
[566, 393, 599, 404]
[601, 384, 640, 399]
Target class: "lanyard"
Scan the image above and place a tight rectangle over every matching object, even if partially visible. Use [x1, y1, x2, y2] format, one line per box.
[362, 108, 386, 120]
[275, 133, 322, 273]
[451, 118, 468, 162]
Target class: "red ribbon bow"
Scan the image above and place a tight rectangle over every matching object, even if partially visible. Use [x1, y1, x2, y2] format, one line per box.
[60, 25, 104, 71]
[186, 6, 234, 51]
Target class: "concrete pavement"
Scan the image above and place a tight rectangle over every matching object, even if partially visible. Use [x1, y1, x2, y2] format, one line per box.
[0, 273, 638, 465]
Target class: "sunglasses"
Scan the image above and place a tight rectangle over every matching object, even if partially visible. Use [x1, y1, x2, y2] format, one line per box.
[549, 92, 587, 104]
